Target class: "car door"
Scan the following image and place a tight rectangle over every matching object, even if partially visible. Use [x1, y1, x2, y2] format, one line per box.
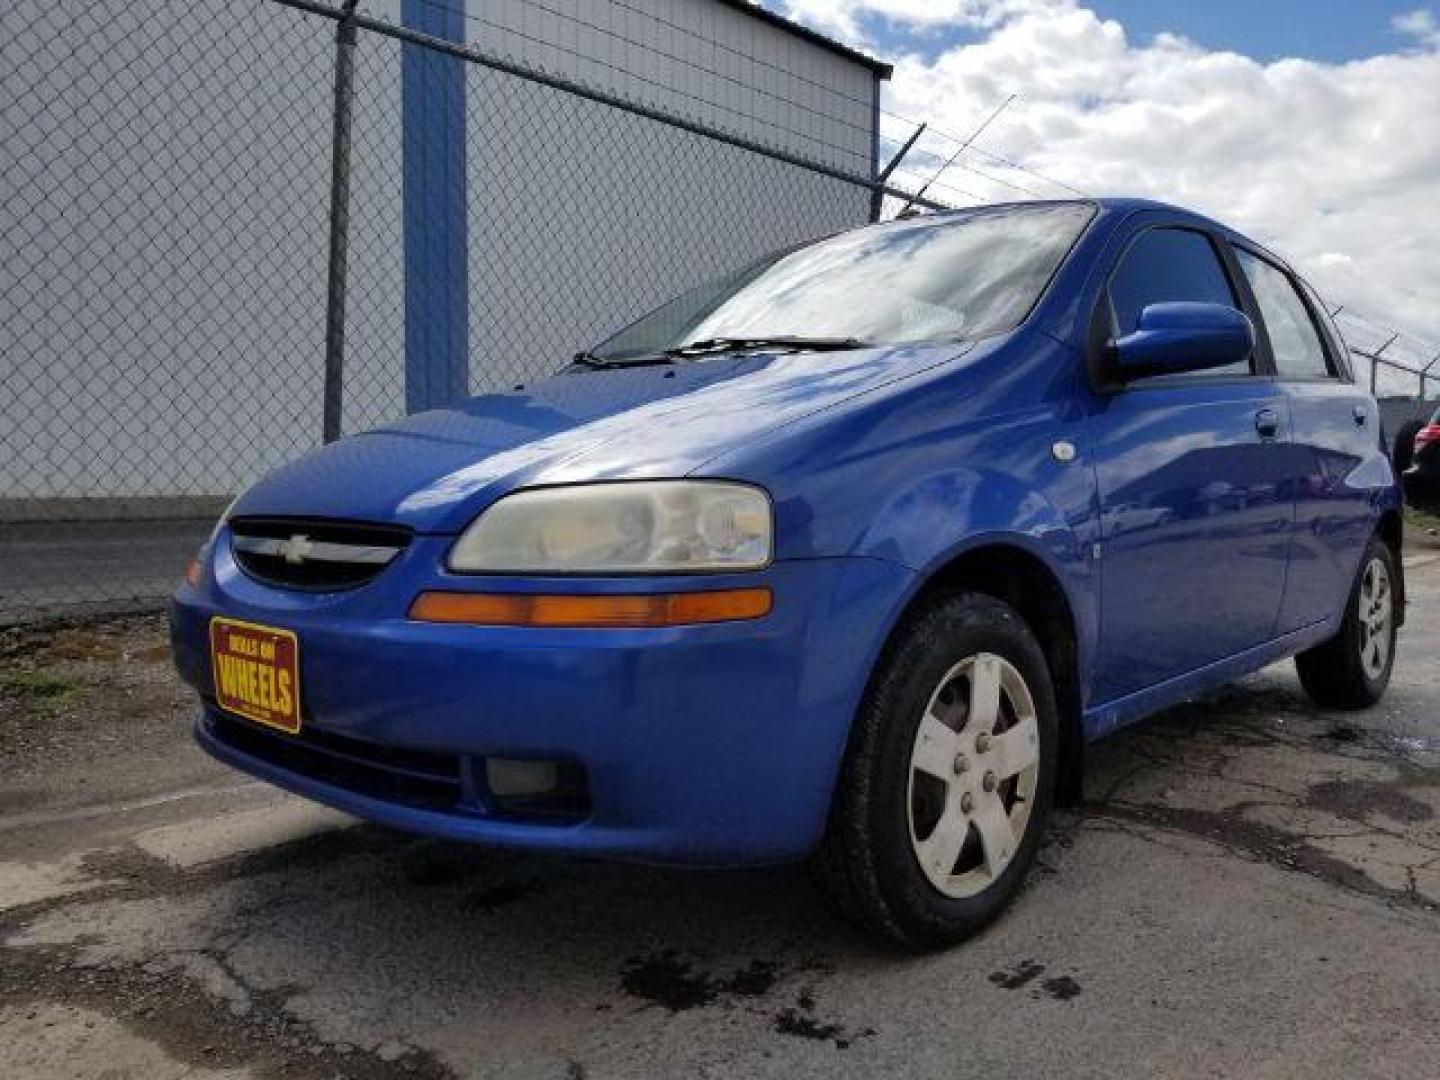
[1086, 222, 1294, 706]
[1232, 247, 1379, 631]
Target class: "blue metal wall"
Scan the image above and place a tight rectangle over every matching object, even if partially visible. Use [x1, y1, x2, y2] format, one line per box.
[401, 0, 468, 412]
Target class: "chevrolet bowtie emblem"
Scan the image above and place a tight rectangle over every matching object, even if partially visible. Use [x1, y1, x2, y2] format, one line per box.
[278, 533, 315, 564]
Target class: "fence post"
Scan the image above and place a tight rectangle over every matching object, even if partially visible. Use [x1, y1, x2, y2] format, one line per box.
[1421, 352, 1440, 400]
[1371, 333, 1398, 399]
[322, 0, 360, 444]
[870, 122, 926, 223]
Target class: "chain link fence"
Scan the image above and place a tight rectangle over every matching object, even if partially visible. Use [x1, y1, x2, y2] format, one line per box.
[0, 0, 939, 623]
[11, 0, 1428, 626]
[1331, 311, 1440, 399]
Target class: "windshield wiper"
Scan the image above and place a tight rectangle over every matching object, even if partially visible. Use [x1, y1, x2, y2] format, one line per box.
[568, 349, 676, 371]
[569, 335, 870, 372]
[664, 335, 871, 358]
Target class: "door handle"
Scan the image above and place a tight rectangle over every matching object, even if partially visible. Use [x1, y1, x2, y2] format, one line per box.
[1353, 405, 1367, 426]
[1254, 407, 1280, 439]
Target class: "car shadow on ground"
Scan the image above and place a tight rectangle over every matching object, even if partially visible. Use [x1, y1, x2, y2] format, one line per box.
[163, 662, 1430, 983]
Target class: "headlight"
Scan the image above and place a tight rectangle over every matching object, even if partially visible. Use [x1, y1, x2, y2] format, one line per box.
[448, 481, 772, 573]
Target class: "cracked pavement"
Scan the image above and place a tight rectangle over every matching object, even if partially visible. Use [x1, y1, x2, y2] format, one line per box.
[2, 538, 1438, 1078]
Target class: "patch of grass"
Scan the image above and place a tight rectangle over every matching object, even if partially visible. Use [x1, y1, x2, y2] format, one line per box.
[1407, 505, 1440, 533]
[1, 668, 82, 716]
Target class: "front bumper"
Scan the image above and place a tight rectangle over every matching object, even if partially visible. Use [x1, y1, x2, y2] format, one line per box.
[171, 533, 913, 865]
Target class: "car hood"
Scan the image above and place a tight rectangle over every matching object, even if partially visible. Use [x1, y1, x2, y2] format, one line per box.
[230, 341, 975, 533]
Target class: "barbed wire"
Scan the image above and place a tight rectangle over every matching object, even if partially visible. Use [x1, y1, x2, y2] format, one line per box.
[879, 107, 1090, 198]
[883, 165, 987, 205]
[876, 107, 1437, 390]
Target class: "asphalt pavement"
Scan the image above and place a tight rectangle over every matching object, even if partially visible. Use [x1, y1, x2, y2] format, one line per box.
[1, 537, 1438, 1078]
[0, 519, 212, 622]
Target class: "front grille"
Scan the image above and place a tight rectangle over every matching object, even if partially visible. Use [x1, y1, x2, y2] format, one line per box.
[207, 710, 465, 813]
[229, 517, 411, 591]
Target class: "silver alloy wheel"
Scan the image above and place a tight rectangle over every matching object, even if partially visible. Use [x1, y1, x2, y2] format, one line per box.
[906, 652, 1040, 898]
[1358, 557, 1393, 680]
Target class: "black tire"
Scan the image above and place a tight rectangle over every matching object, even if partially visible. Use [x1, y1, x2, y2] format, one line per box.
[1295, 537, 1399, 709]
[810, 592, 1058, 951]
[1392, 420, 1423, 476]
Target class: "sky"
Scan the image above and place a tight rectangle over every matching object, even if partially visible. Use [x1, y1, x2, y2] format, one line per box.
[766, 0, 1440, 362]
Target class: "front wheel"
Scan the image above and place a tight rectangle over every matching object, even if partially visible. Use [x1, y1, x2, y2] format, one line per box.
[810, 592, 1058, 950]
[1295, 537, 1399, 709]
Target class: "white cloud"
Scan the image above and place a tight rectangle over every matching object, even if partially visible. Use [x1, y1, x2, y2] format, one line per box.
[1393, 8, 1438, 43]
[780, 0, 1440, 350]
[780, 0, 1017, 39]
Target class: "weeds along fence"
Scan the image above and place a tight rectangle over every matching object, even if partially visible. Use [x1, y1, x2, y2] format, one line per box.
[0, 0, 941, 622]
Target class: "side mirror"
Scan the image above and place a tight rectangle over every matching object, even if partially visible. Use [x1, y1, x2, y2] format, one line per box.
[1112, 302, 1254, 380]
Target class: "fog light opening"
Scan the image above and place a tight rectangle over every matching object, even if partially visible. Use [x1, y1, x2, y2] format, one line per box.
[484, 757, 590, 821]
[486, 758, 558, 797]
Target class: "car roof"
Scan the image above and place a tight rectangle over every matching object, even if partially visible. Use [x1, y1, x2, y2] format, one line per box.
[918, 197, 1288, 272]
[1091, 197, 1262, 244]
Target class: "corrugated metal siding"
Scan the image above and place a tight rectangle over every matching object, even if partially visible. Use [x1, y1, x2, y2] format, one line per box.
[455, 0, 876, 390]
[1, 0, 880, 501]
[0, 0, 338, 502]
[446, 0, 877, 174]
[464, 63, 870, 389]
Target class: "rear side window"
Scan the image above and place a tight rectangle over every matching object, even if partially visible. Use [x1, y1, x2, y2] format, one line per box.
[1108, 228, 1248, 376]
[1236, 250, 1333, 379]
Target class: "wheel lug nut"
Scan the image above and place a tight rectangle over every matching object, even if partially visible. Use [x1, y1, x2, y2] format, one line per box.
[975, 733, 992, 753]
[953, 754, 969, 775]
[982, 771, 997, 793]
[960, 792, 974, 813]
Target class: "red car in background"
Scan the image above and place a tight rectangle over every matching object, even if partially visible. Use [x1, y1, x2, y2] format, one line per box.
[1402, 406, 1440, 513]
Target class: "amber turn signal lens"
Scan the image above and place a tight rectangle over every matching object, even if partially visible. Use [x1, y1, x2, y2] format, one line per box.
[409, 588, 772, 627]
[184, 558, 202, 587]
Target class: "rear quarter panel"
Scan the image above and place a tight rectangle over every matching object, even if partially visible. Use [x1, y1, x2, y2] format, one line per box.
[1279, 380, 1400, 630]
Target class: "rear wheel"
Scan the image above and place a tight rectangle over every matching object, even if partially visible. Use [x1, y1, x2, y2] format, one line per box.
[810, 592, 1058, 950]
[1392, 419, 1423, 475]
[1295, 537, 1398, 709]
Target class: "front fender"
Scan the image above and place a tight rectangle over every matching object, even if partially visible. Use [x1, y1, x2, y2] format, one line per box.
[854, 467, 1099, 695]
[855, 466, 1085, 576]
[698, 333, 1101, 694]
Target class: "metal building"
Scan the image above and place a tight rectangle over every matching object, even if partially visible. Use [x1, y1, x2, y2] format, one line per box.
[0, 0, 890, 511]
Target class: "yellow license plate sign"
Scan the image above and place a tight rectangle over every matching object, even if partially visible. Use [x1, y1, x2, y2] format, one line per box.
[209, 617, 301, 734]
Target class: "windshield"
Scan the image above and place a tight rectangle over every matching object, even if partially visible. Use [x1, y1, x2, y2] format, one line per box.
[590, 202, 1095, 361]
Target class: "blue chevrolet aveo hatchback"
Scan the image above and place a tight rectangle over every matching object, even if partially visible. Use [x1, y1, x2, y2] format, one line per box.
[173, 199, 1403, 948]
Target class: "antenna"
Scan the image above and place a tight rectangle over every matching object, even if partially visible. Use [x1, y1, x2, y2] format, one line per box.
[895, 94, 1017, 216]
